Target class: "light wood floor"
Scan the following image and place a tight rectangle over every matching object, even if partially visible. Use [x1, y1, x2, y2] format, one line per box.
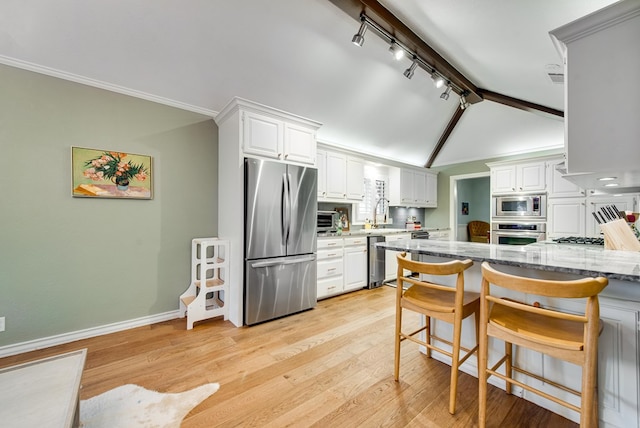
[0, 286, 577, 427]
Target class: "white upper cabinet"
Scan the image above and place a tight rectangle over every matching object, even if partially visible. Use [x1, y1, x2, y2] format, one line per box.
[546, 158, 585, 198]
[317, 149, 364, 202]
[283, 122, 316, 164]
[547, 197, 586, 238]
[425, 172, 438, 208]
[389, 167, 438, 208]
[243, 111, 317, 165]
[325, 151, 347, 200]
[216, 97, 320, 166]
[345, 156, 365, 201]
[586, 194, 638, 238]
[489, 160, 546, 194]
[243, 111, 284, 160]
[316, 149, 327, 199]
[550, 1, 640, 177]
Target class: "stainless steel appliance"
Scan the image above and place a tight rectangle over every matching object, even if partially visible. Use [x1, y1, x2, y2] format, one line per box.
[411, 231, 430, 240]
[493, 194, 546, 219]
[317, 210, 339, 233]
[244, 158, 317, 325]
[552, 236, 604, 245]
[491, 222, 546, 245]
[367, 235, 385, 289]
[410, 230, 430, 263]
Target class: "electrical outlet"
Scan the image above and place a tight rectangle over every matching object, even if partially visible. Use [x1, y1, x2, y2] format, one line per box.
[0, 317, 4, 332]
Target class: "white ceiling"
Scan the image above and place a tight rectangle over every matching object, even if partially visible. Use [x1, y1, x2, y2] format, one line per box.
[0, 0, 618, 167]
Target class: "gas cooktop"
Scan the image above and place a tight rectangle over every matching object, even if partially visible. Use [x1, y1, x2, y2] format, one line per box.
[552, 236, 604, 245]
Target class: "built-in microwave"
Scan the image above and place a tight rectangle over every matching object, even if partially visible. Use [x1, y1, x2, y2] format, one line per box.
[493, 194, 546, 219]
[317, 210, 339, 232]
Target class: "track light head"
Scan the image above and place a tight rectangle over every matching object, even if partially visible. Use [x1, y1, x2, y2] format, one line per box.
[403, 58, 417, 79]
[431, 72, 445, 88]
[440, 85, 452, 101]
[352, 21, 367, 47]
[459, 94, 469, 110]
[389, 40, 404, 61]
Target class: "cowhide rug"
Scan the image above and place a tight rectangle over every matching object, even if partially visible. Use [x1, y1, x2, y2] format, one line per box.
[80, 382, 219, 428]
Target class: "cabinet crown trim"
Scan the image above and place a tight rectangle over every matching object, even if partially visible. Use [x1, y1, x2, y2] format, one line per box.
[550, 0, 640, 47]
[215, 96, 322, 129]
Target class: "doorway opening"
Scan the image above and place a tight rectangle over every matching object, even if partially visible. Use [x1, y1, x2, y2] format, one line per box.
[449, 172, 490, 242]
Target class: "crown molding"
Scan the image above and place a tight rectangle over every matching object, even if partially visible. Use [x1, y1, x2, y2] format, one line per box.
[0, 55, 217, 117]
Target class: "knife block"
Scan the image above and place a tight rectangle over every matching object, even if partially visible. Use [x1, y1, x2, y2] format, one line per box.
[600, 219, 640, 251]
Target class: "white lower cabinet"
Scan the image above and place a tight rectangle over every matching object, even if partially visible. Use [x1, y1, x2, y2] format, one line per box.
[343, 237, 367, 291]
[522, 296, 640, 427]
[384, 233, 412, 282]
[317, 238, 343, 299]
[317, 236, 367, 299]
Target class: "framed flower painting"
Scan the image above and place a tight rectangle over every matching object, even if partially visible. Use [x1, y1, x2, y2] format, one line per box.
[71, 147, 153, 199]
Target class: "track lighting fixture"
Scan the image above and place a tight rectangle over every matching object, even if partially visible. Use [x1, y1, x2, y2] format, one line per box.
[459, 94, 469, 109]
[350, 13, 471, 104]
[403, 57, 417, 79]
[440, 85, 452, 100]
[352, 18, 367, 47]
[389, 40, 404, 60]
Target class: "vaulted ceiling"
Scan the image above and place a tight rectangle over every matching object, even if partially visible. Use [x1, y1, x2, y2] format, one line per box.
[0, 0, 618, 167]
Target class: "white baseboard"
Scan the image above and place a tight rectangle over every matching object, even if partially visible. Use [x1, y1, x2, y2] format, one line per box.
[0, 310, 181, 358]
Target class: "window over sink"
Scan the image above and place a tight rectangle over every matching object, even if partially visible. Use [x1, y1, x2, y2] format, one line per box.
[355, 177, 387, 224]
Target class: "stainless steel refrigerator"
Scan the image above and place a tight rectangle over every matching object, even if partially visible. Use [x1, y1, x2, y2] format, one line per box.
[244, 158, 317, 325]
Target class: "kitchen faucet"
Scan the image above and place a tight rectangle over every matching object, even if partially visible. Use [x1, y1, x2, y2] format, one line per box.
[373, 197, 389, 228]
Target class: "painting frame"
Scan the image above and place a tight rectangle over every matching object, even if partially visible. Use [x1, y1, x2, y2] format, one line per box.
[71, 147, 153, 200]
[335, 207, 350, 231]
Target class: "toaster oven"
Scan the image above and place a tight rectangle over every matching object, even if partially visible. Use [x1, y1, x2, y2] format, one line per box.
[317, 210, 339, 232]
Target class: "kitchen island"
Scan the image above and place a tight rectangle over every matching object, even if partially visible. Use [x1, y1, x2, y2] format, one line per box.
[377, 239, 640, 427]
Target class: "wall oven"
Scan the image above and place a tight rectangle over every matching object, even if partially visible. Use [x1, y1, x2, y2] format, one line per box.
[493, 194, 546, 219]
[491, 222, 546, 246]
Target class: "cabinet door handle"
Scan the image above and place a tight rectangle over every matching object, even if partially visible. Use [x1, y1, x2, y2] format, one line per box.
[278, 153, 282, 159]
[284, 154, 289, 159]
[327, 253, 337, 257]
[327, 268, 336, 272]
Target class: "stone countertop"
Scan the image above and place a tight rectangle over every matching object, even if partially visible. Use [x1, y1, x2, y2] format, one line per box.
[318, 228, 448, 238]
[376, 239, 640, 282]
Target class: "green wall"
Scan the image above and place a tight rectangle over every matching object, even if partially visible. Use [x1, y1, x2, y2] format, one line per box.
[0, 65, 218, 347]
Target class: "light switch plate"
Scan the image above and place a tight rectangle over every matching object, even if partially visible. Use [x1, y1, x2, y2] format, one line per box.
[0, 317, 5, 332]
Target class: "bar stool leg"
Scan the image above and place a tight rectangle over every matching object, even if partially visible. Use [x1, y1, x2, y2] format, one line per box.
[449, 314, 463, 414]
[425, 316, 431, 358]
[478, 313, 489, 428]
[394, 307, 402, 381]
[505, 342, 513, 395]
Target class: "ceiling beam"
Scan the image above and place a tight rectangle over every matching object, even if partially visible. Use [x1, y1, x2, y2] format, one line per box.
[425, 106, 467, 169]
[478, 89, 564, 119]
[328, 0, 565, 166]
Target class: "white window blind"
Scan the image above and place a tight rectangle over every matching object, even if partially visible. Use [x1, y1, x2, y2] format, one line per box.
[356, 178, 387, 223]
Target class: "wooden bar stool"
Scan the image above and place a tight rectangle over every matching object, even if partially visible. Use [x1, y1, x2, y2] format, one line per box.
[395, 253, 479, 414]
[478, 262, 608, 428]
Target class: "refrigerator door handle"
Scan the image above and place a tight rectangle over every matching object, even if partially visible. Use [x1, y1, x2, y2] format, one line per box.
[250, 255, 316, 269]
[284, 172, 292, 245]
[280, 174, 287, 247]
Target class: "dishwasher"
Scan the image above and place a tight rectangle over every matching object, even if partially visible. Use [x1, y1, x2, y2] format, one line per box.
[410, 230, 430, 264]
[367, 235, 385, 289]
